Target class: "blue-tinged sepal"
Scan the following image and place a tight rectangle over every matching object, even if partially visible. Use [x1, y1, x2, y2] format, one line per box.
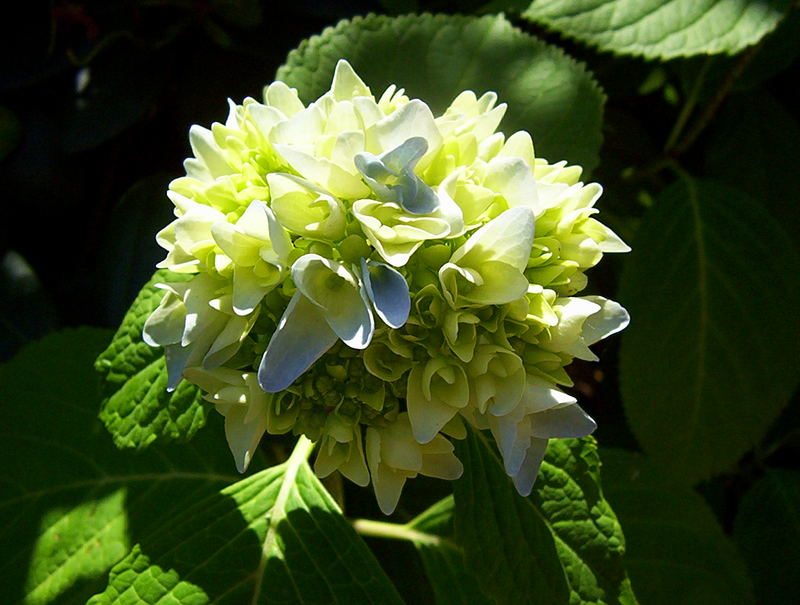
[258, 291, 338, 393]
[354, 137, 439, 215]
[359, 258, 411, 329]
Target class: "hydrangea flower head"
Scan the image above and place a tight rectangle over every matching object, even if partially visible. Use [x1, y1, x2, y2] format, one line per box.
[144, 60, 629, 514]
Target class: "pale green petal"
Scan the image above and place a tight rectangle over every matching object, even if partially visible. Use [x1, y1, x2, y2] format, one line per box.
[267, 173, 346, 240]
[330, 59, 372, 101]
[520, 375, 577, 414]
[273, 144, 369, 199]
[186, 125, 232, 181]
[262, 80, 305, 117]
[541, 297, 602, 361]
[451, 206, 535, 272]
[369, 99, 442, 156]
[406, 361, 469, 444]
[366, 425, 409, 515]
[483, 156, 539, 213]
[270, 104, 324, 146]
[215, 394, 269, 473]
[499, 130, 535, 170]
[231, 267, 269, 316]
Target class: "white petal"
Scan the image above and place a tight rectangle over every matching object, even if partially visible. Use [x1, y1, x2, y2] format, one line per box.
[530, 404, 597, 439]
[581, 296, 630, 345]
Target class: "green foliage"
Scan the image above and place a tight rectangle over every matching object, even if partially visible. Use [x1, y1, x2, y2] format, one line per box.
[89, 440, 404, 605]
[453, 429, 635, 605]
[0, 328, 239, 604]
[734, 469, 800, 605]
[276, 13, 605, 172]
[408, 497, 492, 605]
[95, 271, 209, 449]
[1, 329, 402, 605]
[619, 177, 800, 484]
[519, 0, 792, 60]
[602, 449, 754, 605]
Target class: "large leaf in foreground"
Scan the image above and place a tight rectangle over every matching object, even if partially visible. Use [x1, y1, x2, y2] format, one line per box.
[408, 497, 492, 605]
[0, 328, 239, 605]
[277, 13, 605, 172]
[453, 429, 635, 604]
[734, 469, 800, 605]
[0, 328, 402, 605]
[520, 0, 791, 60]
[95, 270, 208, 449]
[619, 178, 800, 484]
[601, 449, 754, 605]
[89, 438, 404, 605]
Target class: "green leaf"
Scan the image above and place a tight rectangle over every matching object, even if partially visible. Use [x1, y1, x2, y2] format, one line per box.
[453, 429, 635, 604]
[407, 497, 492, 605]
[90, 437, 404, 605]
[0, 328, 240, 605]
[276, 13, 605, 172]
[520, 0, 792, 60]
[1, 328, 402, 605]
[734, 469, 800, 605]
[94, 270, 209, 449]
[704, 91, 800, 234]
[619, 177, 800, 483]
[602, 449, 754, 605]
[530, 438, 637, 605]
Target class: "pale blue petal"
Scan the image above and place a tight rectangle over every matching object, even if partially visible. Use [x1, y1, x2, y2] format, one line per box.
[354, 137, 439, 215]
[164, 344, 192, 392]
[360, 259, 410, 329]
[380, 136, 427, 173]
[258, 292, 337, 392]
[511, 438, 548, 497]
[401, 178, 438, 215]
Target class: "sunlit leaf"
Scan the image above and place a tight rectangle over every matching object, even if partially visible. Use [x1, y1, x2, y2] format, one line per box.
[0, 328, 239, 604]
[453, 429, 635, 604]
[89, 440, 404, 605]
[276, 13, 605, 172]
[520, 0, 792, 60]
[95, 271, 209, 449]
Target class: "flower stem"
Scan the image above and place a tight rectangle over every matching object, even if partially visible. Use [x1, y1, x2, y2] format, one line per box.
[663, 57, 712, 154]
[351, 518, 459, 551]
[669, 41, 764, 157]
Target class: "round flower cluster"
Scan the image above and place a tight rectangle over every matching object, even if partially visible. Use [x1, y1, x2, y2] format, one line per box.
[143, 60, 629, 514]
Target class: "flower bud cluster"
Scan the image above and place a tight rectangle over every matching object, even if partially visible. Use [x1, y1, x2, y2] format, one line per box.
[144, 60, 629, 513]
